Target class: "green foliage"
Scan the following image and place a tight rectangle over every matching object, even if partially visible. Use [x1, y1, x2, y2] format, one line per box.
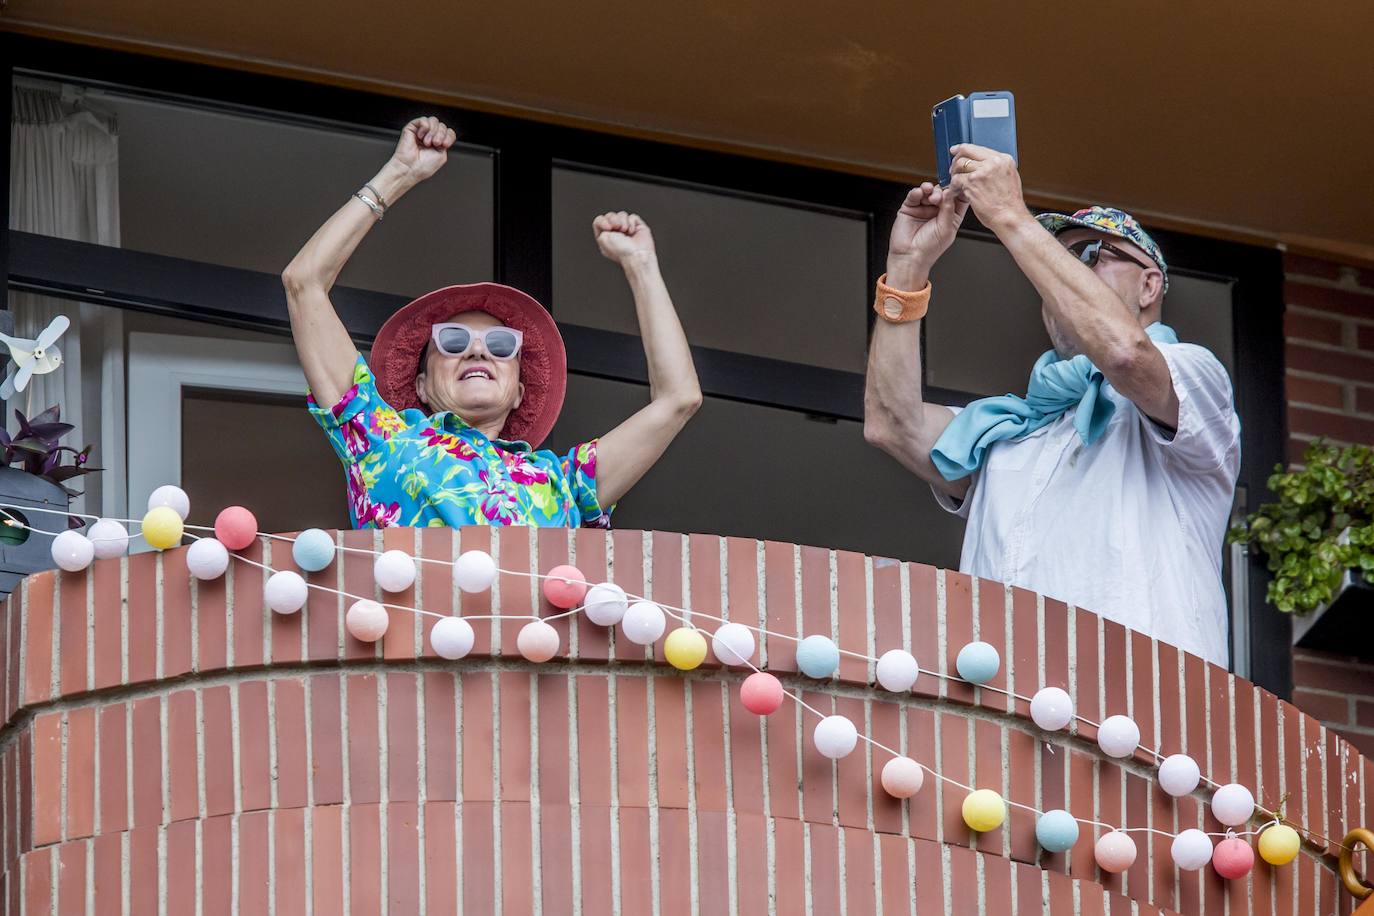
[1229, 440, 1374, 614]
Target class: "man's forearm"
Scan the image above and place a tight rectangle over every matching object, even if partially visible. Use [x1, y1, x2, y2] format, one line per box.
[990, 213, 1148, 366]
[863, 266, 964, 495]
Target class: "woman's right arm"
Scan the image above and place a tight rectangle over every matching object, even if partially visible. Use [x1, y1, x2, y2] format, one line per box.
[282, 116, 457, 406]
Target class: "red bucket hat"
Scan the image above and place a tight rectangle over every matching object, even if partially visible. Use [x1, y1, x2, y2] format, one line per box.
[371, 282, 567, 447]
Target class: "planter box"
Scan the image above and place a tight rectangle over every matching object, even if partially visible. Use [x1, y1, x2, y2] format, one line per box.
[1291, 568, 1374, 661]
[0, 466, 70, 598]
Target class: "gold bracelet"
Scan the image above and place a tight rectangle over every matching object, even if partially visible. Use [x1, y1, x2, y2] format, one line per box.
[873, 274, 932, 322]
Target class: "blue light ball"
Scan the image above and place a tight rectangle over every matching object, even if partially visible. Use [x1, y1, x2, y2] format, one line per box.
[955, 641, 1000, 684]
[796, 635, 840, 679]
[292, 528, 336, 572]
[1035, 809, 1080, 853]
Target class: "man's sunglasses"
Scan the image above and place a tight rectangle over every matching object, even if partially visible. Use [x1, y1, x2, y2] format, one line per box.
[431, 323, 524, 360]
[1066, 238, 1155, 272]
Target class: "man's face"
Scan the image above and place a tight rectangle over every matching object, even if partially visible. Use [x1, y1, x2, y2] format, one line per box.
[1043, 228, 1163, 358]
[415, 310, 524, 431]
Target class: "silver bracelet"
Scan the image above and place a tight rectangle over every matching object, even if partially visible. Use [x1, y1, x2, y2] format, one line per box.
[354, 191, 384, 220]
[362, 182, 389, 210]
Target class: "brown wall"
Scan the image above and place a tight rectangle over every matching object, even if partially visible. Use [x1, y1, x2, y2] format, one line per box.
[0, 527, 1368, 913]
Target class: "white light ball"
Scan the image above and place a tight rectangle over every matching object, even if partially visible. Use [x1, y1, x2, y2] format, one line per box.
[621, 600, 666, 645]
[88, 519, 130, 560]
[1211, 783, 1255, 827]
[711, 622, 756, 666]
[1097, 715, 1141, 759]
[265, 570, 308, 615]
[373, 550, 417, 593]
[1030, 687, 1074, 732]
[430, 616, 475, 660]
[1171, 828, 1214, 871]
[584, 583, 630, 627]
[186, 538, 230, 580]
[50, 530, 94, 572]
[453, 550, 497, 593]
[813, 715, 859, 759]
[875, 649, 920, 692]
[1157, 754, 1201, 797]
[147, 485, 191, 520]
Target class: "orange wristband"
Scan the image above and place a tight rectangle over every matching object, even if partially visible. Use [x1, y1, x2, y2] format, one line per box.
[873, 275, 932, 322]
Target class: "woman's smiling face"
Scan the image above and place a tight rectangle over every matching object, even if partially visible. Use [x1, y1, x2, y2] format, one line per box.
[415, 310, 524, 435]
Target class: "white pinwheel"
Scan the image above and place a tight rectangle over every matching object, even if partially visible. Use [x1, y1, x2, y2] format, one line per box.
[0, 315, 70, 400]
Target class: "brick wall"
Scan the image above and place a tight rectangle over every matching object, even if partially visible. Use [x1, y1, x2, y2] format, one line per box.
[1283, 254, 1374, 773]
[0, 527, 1369, 914]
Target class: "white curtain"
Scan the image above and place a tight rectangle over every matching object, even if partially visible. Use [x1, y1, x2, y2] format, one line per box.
[9, 84, 124, 518]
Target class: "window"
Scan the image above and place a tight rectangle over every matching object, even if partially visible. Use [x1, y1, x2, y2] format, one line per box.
[552, 166, 869, 374]
[16, 76, 496, 295]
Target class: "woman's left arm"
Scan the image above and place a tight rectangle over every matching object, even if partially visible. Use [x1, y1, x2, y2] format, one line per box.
[589, 212, 703, 507]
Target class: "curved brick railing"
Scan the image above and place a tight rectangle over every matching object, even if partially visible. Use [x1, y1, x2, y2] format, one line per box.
[0, 527, 1368, 914]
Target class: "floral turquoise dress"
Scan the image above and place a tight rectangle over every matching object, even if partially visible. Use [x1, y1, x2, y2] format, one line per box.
[308, 355, 610, 529]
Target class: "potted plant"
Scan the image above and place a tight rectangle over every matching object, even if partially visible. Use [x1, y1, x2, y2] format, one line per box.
[1229, 439, 1374, 658]
[0, 405, 100, 597]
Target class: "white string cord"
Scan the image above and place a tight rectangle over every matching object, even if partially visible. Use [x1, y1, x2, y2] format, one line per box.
[0, 502, 1337, 849]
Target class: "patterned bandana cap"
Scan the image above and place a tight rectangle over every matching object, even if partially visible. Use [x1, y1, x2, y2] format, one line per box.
[1036, 206, 1169, 293]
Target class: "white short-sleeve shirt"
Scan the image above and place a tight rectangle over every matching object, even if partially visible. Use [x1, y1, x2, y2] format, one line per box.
[933, 341, 1241, 666]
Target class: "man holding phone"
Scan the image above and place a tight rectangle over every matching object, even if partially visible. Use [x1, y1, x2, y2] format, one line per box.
[862, 146, 1240, 666]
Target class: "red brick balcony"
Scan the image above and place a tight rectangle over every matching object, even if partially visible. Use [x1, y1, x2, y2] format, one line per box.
[0, 527, 1369, 913]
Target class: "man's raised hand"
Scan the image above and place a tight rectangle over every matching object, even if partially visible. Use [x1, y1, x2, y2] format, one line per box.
[886, 182, 968, 290]
[946, 143, 1027, 233]
[593, 211, 657, 266]
[391, 117, 457, 183]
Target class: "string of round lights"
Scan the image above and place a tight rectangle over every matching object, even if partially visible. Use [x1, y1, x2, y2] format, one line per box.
[1, 493, 1345, 877]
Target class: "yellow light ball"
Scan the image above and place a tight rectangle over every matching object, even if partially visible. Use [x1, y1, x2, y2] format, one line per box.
[962, 789, 1007, 833]
[664, 627, 708, 671]
[1258, 824, 1300, 866]
[142, 506, 185, 550]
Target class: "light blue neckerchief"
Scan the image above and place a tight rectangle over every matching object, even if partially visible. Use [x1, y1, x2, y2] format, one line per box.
[930, 323, 1179, 481]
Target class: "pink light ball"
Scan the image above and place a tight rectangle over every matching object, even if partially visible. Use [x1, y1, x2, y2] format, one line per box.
[1157, 754, 1201, 797]
[1094, 831, 1137, 873]
[345, 598, 389, 643]
[429, 616, 475, 660]
[1096, 715, 1141, 759]
[813, 715, 858, 759]
[711, 622, 756, 666]
[1030, 686, 1074, 732]
[1211, 836, 1254, 879]
[880, 756, 925, 798]
[740, 672, 784, 715]
[186, 537, 230, 580]
[214, 506, 259, 551]
[265, 570, 308, 614]
[517, 620, 560, 662]
[50, 530, 94, 572]
[542, 565, 587, 608]
[1211, 783, 1255, 827]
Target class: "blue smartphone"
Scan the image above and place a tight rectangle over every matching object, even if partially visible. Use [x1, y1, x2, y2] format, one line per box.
[933, 91, 1017, 187]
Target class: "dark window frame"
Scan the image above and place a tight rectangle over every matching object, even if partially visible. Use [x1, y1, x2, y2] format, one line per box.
[1, 33, 1290, 695]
